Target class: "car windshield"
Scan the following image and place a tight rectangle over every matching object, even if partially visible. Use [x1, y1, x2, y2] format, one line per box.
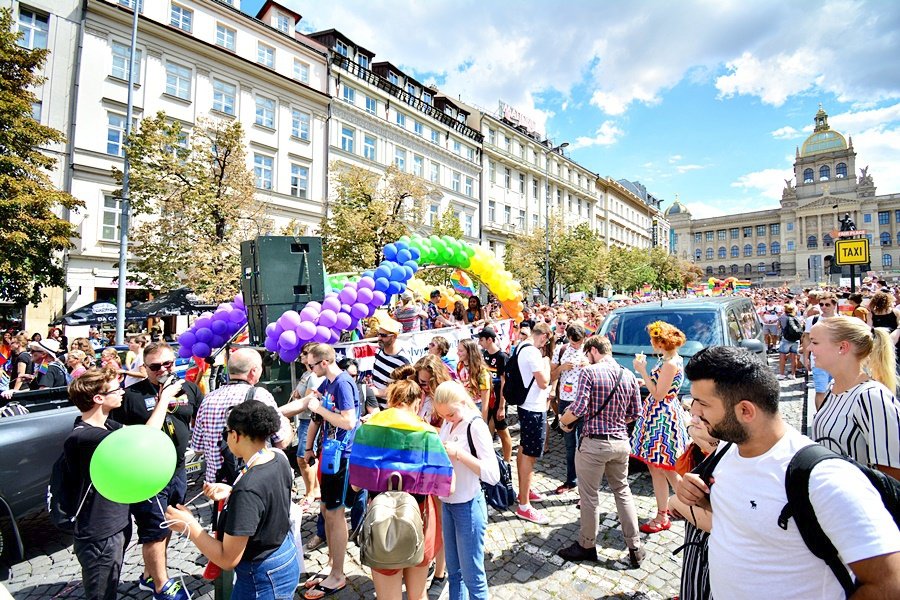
[601, 310, 722, 356]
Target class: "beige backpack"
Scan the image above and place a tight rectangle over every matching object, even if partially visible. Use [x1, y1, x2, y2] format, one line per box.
[358, 473, 425, 570]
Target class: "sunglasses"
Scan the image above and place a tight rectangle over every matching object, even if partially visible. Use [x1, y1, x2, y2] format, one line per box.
[147, 360, 174, 371]
[377, 333, 393, 338]
[417, 379, 431, 387]
[819, 302, 834, 307]
[100, 387, 124, 396]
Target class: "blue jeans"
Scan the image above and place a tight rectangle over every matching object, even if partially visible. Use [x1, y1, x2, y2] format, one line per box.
[558, 400, 581, 486]
[294, 418, 311, 460]
[232, 533, 299, 600]
[315, 489, 368, 540]
[442, 494, 489, 600]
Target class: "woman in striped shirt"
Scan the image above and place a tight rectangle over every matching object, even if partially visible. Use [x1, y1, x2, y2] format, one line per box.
[809, 316, 900, 479]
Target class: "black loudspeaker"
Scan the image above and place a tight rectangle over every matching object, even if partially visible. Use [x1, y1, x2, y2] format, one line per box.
[240, 236, 326, 344]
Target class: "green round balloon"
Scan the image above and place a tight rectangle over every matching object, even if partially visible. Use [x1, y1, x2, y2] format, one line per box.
[90, 425, 176, 504]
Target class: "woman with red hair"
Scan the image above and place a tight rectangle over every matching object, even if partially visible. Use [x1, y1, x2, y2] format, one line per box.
[630, 320, 689, 533]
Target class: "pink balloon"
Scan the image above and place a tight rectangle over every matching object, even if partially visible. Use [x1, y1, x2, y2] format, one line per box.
[317, 309, 337, 329]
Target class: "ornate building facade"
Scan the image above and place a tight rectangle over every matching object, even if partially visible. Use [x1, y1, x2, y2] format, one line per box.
[668, 107, 900, 285]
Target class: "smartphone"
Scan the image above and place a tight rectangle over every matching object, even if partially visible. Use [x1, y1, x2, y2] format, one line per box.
[307, 455, 316, 467]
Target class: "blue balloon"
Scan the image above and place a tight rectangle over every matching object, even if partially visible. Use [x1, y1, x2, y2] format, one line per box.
[404, 260, 419, 273]
[390, 266, 406, 282]
[394, 241, 409, 252]
[374, 277, 390, 292]
[387, 281, 403, 295]
[374, 265, 391, 280]
[362, 270, 375, 279]
[409, 247, 421, 261]
[396, 248, 412, 263]
[383, 243, 398, 261]
[403, 265, 414, 279]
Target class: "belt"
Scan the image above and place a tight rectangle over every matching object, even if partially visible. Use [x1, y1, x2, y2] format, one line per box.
[585, 433, 620, 440]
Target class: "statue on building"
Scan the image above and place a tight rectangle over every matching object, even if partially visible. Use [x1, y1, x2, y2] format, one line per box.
[781, 177, 797, 204]
[859, 165, 874, 186]
[839, 213, 856, 232]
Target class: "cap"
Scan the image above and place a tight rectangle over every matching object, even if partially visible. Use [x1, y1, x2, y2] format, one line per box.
[477, 327, 497, 340]
[30, 338, 60, 355]
[378, 318, 402, 335]
[400, 291, 415, 303]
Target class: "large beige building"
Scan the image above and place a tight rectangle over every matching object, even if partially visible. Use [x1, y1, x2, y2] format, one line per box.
[668, 107, 900, 285]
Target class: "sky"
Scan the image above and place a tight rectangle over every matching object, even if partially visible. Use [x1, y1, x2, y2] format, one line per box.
[243, 0, 900, 219]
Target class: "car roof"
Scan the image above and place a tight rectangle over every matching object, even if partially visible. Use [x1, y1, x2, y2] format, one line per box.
[609, 297, 750, 313]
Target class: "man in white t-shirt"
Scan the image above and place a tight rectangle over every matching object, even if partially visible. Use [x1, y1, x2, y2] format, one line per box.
[514, 321, 551, 524]
[759, 298, 782, 353]
[678, 346, 900, 600]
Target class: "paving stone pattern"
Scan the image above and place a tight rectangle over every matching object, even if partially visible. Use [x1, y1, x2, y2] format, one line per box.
[2, 358, 807, 600]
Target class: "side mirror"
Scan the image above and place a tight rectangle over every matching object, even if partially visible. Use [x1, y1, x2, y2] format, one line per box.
[739, 339, 766, 354]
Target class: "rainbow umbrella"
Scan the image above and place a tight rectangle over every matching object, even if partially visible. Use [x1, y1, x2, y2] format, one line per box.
[450, 269, 477, 297]
[349, 408, 453, 496]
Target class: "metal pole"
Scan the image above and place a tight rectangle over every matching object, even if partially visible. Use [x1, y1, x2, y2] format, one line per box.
[545, 150, 550, 304]
[115, 4, 139, 345]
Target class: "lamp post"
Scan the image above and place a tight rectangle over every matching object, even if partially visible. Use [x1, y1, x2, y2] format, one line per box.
[544, 141, 568, 303]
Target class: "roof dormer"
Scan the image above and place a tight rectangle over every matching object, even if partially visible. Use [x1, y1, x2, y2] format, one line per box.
[255, 1, 301, 35]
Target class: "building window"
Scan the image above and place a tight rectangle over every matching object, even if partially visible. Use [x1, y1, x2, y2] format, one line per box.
[706, 267, 714, 275]
[257, 42, 274, 68]
[170, 4, 193, 32]
[884, 254, 893, 267]
[705, 231, 714, 242]
[770, 223, 780, 236]
[290, 164, 308, 198]
[743, 227, 752, 237]
[488, 161, 496, 184]
[406, 82, 416, 97]
[335, 40, 348, 56]
[807, 235, 817, 248]
[388, 71, 399, 85]
[357, 54, 369, 69]
[212, 79, 236, 115]
[729, 228, 738, 240]
[823, 233, 833, 247]
[718, 247, 726, 259]
[717, 230, 726, 241]
[17, 9, 48, 50]
[413, 121, 423, 136]
[504, 206, 512, 224]
[255, 96, 275, 128]
[879, 211, 891, 225]
[107, 113, 126, 156]
[394, 148, 406, 170]
[532, 179, 538, 199]
[291, 110, 310, 140]
[803, 168, 814, 183]
[787, 222, 794, 231]
[836, 162, 847, 178]
[504, 168, 511, 189]
[706, 248, 713, 260]
[118, 0, 144, 9]
[731, 245, 739, 258]
[395, 112, 406, 128]
[518, 173, 526, 194]
[216, 24, 235, 51]
[430, 129, 439, 145]
[694, 233, 702, 244]
[422, 91, 432, 105]
[428, 204, 438, 225]
[771, 241, 780, 255]
[293, 60, 309, 83]
[743, 263, 751, 275]
[453, 140, 462, 154]
[430, 162, 440, 183]
[718, 265, 726, 275]
[464, 214, 473, 237]
[488, 201, 496, 222]
[864, 213, 872, 224]
[730, 264, 739, 274]
[342, 85, 355, 104]
[275, 13, 290, 33]
[465, 177, 473, 197]
[694, 249, 702, 260]
[819, 165, 830, 181]
[413, 155, 424, 177]
[787, 240, 795, 251]
[340, 126, 354, 153]
[164, 62, 191, 100]
[881, 232, 892, 246]
[31, 101, 41, 121]
[101, 195, 121, 241]
[758, 262, 766, 273]
[363, 134, 376, 161]
[451, 171, 461, 192]
[364, 95, 377, 114]
[111, 42, 142, 81]
[743, 244, 752, 257]
[756, 225, 766, 237]
[253, 153, 273, 190]
[533, 214, 539, 230]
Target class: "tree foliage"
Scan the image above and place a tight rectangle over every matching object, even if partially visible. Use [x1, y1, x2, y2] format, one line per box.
[320, 163, 434, 273]
[0, 8, 83, 306]
[417, 206, 464, 287]
[115, 113, 266, 301]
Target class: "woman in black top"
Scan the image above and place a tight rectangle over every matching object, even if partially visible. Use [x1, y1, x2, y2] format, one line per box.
[167, 401, 299, 600]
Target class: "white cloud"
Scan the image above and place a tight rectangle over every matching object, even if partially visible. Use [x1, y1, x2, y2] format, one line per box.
[668, 155, 683, 163]
[771, 126, 803, 139]
[852, 125, 900, 196]
[731, 168, 794, 200]
[827, 103, 900, 135]
[570, 120, 624, 149]
[676, 164, 705, 174]
[715, 50, 823, 107]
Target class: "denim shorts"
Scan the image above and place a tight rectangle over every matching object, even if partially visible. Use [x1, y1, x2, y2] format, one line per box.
[132, 468, 187, 543]
[294, 418, 311, 460]
[778, 339, 799, 354]
[812, 367, 833, 393]
[232, 533, 300, 600]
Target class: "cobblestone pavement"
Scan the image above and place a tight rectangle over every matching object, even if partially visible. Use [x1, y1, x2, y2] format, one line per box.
[2, 356, 808, 600]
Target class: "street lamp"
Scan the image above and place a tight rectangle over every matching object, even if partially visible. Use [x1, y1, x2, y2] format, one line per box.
[544, 141, 568, 303]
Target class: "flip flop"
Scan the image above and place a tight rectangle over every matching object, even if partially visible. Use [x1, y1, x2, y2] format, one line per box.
[304, 582, 346, 599]
[303, 574, 328, 589]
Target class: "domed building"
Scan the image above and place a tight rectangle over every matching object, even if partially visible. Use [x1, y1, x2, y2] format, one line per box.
[668, 106, 897, 285]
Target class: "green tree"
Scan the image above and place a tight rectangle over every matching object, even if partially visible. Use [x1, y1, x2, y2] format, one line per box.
[116, 113, 266, 301]
[555, 222, 609, 294]
[607, 246, 656, 292]
[0, 8, 83, 306]
[321, 163, 434, 273]
[418, 206, 464, 287]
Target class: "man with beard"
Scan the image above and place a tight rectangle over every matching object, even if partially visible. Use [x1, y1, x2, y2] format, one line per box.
[368, 318, 409, 411]
[677, 346, 900, 600]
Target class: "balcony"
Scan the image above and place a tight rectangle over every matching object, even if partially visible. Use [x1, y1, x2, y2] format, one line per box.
[332, 55, 483, 143]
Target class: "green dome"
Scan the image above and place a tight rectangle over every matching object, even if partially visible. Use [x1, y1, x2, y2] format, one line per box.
[665, 200, 689, 216]
[800, 106, 848, 157]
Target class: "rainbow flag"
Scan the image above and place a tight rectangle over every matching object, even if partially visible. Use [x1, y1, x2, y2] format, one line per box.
[450, 269, 477, 297]
[349, 407, 453, 496]
[641, 284, 653, 298]
[0, 343, 10, 368]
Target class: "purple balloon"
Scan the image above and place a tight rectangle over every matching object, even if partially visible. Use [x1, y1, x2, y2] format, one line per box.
[357, 276, 375, 291]
[305, 301, 322, 312]
[335, 312, 352, 330]
[322, 297, 341, 313]
[366, 303, 378, 317]
[300, 307, 319, 322]
[210, 334, 226, 348]
[233, 293, 245, 308]
[279, 347, 300, 363]
[194, 317, 212, 330]
[297, 321, 316, 341]
[339, 286, 357, 305]
[318, 309, 337, 329]
[313, 326, 331, 343]
[211, 320, 228, 335]
[217, 302, 233, 312]
[195, 327, 213, 343]
[193, 342, 211, 358]
[226, 321, 241, 336]
[356, 287, 374, 305]
[178, 331, 197, 348]
[264, 335, 279, 352]
[178, 345, 193, 359]
[327, 331, 340, 345]
[348, 316, 360, 329]
[374, 277, 390, 293]
[278, 329, 299, 350]
[265, 322, 278, 337]
[350, 303, 369, 319]
[280, 310, 302, 329]
[199, 311, 214, 319]
[372, 290, 387, 306]
[340, 303, 352, 314]
[271, 322, 285, 338]
[228, 309, 246, 323]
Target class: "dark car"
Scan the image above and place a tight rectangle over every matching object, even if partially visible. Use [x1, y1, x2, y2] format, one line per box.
[599, 297, 766, 396]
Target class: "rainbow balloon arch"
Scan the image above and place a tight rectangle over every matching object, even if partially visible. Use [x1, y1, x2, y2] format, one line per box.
[262, 234, 525, 362]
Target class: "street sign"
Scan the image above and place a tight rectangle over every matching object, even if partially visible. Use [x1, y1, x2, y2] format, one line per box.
[835, 238, 870, 265]
[829, 229, 867, 240]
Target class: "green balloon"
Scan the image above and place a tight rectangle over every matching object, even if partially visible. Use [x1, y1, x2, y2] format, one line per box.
[90, 425, 176, 504]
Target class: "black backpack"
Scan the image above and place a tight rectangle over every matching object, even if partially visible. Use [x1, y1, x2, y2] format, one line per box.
[215, 385, 257, 484]
[782, 316, 803, 342]
[47, 426, 90, 534]
[466, 417, 516, 511]
[502, 343, 535, 407]
[777, 444, 900, 598]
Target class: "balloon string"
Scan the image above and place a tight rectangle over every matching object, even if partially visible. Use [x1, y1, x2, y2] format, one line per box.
[156, 495, 195, 600]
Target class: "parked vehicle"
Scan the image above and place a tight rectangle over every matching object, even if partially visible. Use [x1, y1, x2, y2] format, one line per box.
[599, 297, 766, 396]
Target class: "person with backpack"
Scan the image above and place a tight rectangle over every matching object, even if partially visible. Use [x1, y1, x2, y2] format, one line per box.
[556, 335, 645, 568]
[64, 367, 175, 600]
[677, 346, 900, 600]
[809, 317, 900, 479]
[433, 380, 500, 600]
[777, 303, 803, 379]
[29, 338, 69, 388]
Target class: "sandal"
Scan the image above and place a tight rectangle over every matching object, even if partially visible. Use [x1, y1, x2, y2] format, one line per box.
[303, 574, 328, 589]
[639, 515, 671, 533]
[304, 582, 346, 599]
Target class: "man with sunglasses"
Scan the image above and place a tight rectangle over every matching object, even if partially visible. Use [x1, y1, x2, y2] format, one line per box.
[112, 342, 201, 600]
[802, 292, 838, 409]
[369, 318, 410, 411]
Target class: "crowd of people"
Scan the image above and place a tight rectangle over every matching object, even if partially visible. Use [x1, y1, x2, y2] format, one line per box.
[4, 279, 900, 599]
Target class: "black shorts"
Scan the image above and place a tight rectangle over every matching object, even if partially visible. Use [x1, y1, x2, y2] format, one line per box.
[517, 407, 546, 458]
[486, 399, 508, 431]
[320, 457, 359, 511]
[132, 468, 187, 543]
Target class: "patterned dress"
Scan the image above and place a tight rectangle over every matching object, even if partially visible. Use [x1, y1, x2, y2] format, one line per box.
[630, 356, 689, 469]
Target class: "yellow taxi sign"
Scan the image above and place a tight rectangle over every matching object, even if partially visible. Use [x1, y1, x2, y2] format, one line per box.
[834, 238, 870, 266]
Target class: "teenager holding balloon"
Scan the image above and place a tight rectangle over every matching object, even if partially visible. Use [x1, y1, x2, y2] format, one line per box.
[65, 367, 177, 600]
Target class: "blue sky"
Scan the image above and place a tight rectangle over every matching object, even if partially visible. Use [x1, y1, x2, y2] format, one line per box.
[243, 0, 900, 218]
